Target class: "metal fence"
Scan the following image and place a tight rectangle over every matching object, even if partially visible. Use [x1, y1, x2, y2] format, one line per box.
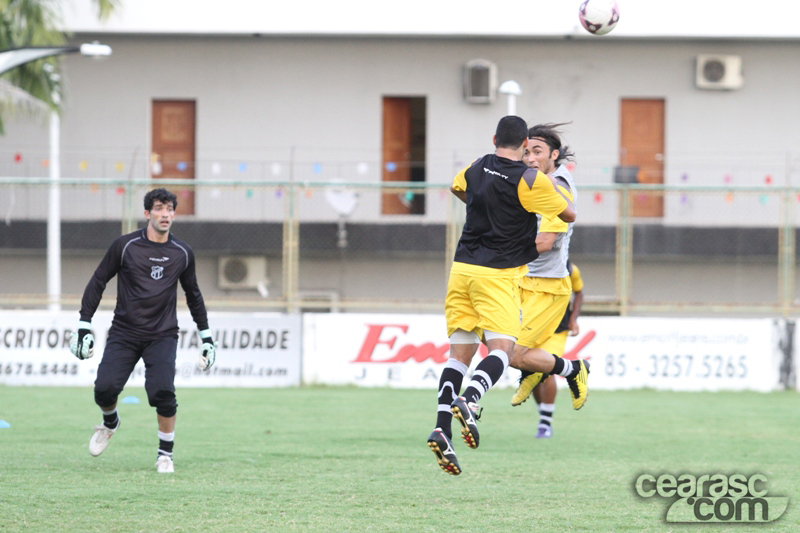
[1, 177, 799, 317]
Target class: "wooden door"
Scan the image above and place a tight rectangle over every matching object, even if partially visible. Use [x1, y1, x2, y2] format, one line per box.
[152, 100, 196, 215]
[382, 97, 411, 215]
[620, 99, 664, 217]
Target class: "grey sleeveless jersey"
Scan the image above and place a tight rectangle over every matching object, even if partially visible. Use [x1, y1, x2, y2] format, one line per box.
[526, 165, 577, 279]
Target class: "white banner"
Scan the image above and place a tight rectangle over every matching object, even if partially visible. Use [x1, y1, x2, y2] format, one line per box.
[1, 312, 781, 391]
[562, 317, 780, 392]
[0, 311, 301, 387]
[303, 313, 522, 388]
[302, 314, 781, 391]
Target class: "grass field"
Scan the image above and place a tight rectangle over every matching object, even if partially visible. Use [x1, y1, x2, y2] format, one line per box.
[1, 386, 799, 532]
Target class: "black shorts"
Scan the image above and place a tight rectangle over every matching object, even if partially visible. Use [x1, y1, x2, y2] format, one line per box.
[95, 334, 178, 400]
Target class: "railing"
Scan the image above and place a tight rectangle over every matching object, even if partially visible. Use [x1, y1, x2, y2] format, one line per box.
[1, 177, 798, 317]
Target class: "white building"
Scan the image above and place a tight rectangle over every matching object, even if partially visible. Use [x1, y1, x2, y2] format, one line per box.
[1, 1, 799, 311]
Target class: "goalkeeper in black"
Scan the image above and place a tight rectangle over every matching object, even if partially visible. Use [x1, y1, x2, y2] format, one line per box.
[70, 188, 216, 473]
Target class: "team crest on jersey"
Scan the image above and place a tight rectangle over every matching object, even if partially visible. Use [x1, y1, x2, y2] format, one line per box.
[151, 265, 164, 280]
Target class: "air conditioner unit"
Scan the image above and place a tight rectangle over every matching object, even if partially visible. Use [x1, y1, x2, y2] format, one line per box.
[696, 54, 743, 90]
[463, 59, 498, 104]
[218, 256, 267, 290]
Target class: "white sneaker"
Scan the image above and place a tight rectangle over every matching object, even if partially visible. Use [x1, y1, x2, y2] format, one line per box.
[89, 423, 118, 457]
[156, 455, 174, 473]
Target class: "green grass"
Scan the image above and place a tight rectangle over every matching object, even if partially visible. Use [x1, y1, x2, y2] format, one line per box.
[0, 386, 799, 532]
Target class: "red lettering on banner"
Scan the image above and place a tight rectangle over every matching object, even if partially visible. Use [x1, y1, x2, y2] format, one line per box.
[386, 342, 449, 364]
[352, 324, 409, 362]
[351, 324, 494, 364]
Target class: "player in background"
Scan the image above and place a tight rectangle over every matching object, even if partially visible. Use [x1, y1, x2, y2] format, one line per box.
[509, 123, 590, 411]
[427, 116, 576, 475]
[69, 188, 217, 474]
[528, 261, 584, 438]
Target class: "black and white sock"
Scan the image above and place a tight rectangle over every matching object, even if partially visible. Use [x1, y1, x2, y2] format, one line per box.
[551, 356, 577, 378]
[435, 359, 468, 439]
[462, 349, 509, 405]
[158, 431, 174, 458]
[101, 407, 120, 430]
[538, 402, 555, 429]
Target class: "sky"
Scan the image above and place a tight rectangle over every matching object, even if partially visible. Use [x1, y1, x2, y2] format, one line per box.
[62, 0, 800, 39]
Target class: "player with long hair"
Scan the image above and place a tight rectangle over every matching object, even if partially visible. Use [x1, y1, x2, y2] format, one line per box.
[509, 123, 590, 412]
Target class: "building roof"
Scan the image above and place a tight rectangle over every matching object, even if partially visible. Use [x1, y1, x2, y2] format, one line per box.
[62, 0, 800, 40]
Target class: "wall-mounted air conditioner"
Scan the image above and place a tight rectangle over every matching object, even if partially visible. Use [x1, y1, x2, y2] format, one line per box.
[218, 256, 267, 290]
[696, 54, 743, 90]
[463, 59, 498, 104]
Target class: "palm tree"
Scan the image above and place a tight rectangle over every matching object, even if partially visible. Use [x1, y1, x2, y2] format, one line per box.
[0, 0, 119, 133]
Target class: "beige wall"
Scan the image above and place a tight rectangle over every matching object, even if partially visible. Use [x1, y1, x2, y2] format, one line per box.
[2, 35, 799, 314]
[2, 36, 800, 227]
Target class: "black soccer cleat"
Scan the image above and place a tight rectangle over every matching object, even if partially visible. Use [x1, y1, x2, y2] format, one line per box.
[427, 428, 461, 476]
[451, 396, 481, 449]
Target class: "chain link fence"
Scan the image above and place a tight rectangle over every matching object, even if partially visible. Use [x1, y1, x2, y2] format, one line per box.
[1, 175, 800, 316]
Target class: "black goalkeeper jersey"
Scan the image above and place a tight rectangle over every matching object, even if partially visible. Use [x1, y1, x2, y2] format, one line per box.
[79, 228, 209, 340]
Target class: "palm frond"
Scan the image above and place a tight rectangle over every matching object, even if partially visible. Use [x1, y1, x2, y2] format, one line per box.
[93, 0, 121, 22]
[0, 0, 121, 134]
[0, 77, 49, 133]
[0, 0, 114, 133]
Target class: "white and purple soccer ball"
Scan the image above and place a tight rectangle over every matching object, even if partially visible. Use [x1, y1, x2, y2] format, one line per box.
[579, 0, 620, 36]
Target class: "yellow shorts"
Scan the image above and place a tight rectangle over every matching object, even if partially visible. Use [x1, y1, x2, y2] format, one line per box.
[445, 270, 522, 339]
[538, 330, 569, 357]
[517, 286, 570, 348]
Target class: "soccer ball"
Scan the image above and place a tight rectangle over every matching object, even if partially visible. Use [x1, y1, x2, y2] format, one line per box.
[579, 0, 620, 36]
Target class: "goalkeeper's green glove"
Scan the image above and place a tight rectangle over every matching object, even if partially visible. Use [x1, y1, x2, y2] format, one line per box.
[198, 329, 217, 370]
[69, 321, 95, 360]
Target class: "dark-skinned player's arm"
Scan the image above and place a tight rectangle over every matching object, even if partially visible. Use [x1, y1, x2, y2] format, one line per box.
[568, 263, 585, 336]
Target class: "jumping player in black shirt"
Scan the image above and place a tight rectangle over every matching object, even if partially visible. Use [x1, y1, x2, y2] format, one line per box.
[69, 188, 216, 473]
[427, 116, 576, 475]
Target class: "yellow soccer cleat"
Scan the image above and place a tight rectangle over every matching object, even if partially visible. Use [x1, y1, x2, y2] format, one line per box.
[566, 360, 590, 410]
[511, 372, 545, 406]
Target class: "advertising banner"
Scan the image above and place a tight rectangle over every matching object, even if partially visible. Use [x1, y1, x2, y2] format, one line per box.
[303, 313, 520, 388]
[564, 317, 779, 392]
[0, 311, 301, 387]
[303, 314, 780, 391]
